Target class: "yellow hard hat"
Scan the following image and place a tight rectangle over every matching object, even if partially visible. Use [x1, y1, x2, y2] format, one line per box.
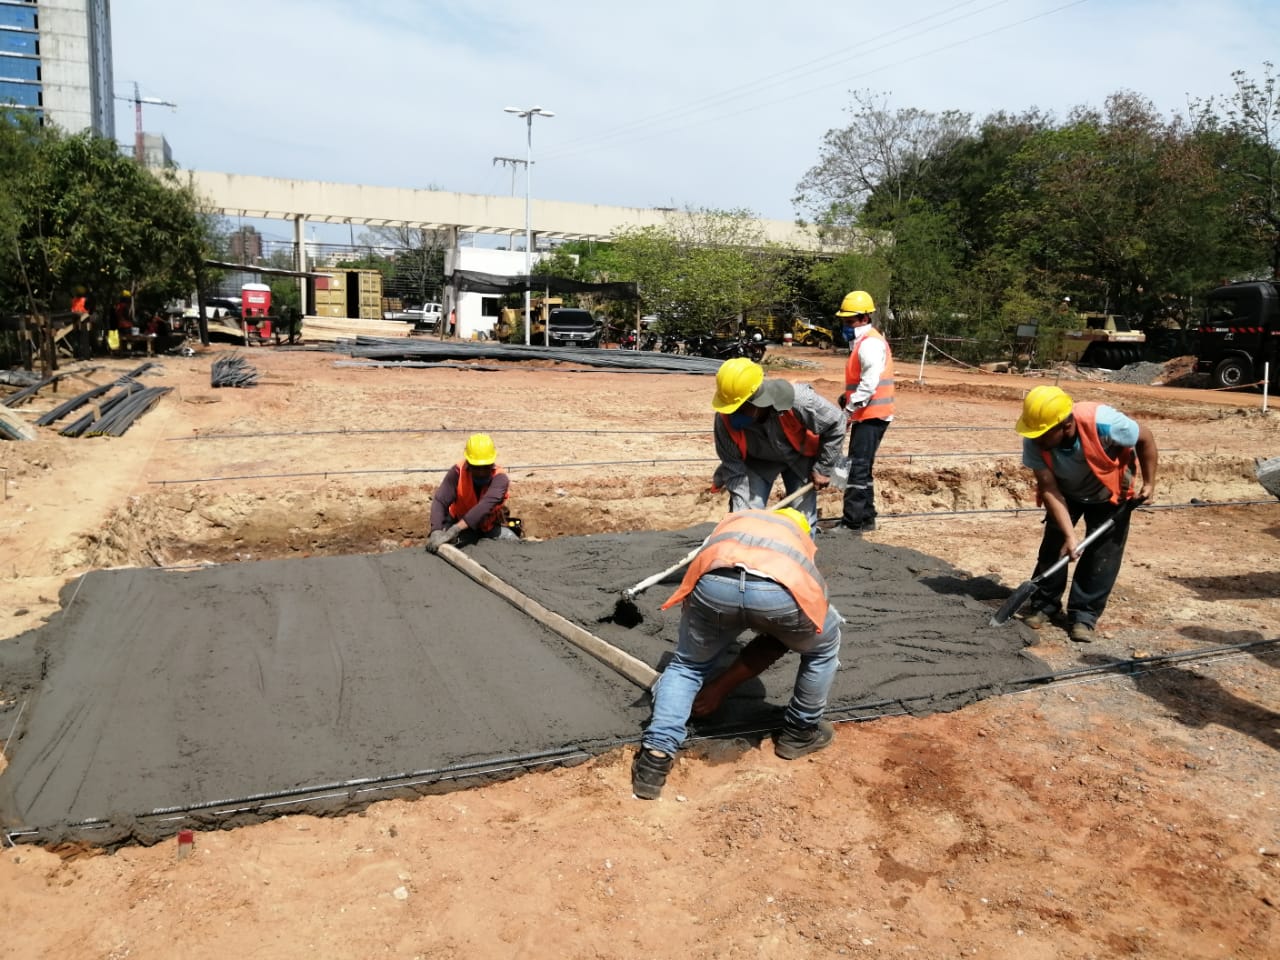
[1015, 386, 1074, 438]
[463, 433, 497, 466]
[774, 507, 811, 535]
[121, 289, 132, 297]
[712, 357, 765, 413]
[835, 290, 875, 317]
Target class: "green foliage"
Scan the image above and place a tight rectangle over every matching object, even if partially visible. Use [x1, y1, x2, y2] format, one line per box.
[0, 114, 212, 321]
[607, 208, 788, 337]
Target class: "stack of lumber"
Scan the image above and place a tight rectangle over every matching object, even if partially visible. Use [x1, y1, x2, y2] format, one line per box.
[301, 315, 414, 342]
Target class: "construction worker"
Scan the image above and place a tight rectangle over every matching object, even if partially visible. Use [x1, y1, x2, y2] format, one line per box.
[1014, 385, 1158, 641]
[631, 507, 842, 800]
[427, 434, 517, 552]
[712, 357, 845, 533]
[836, 290, 894, 533]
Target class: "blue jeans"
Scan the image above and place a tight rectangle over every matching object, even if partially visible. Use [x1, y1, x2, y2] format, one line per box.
[741, 463, 818, 536]
[642, 569, 842, 756]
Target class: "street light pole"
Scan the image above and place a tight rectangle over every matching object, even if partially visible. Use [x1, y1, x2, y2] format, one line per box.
[503, 106, 554, 346]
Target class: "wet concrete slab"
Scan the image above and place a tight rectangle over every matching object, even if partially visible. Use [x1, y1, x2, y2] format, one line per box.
[0, 528, 1040, 846]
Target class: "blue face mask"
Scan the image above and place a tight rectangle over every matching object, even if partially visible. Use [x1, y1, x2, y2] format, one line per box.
[843, 326, 856, 343]
[728, 410, 755, 429]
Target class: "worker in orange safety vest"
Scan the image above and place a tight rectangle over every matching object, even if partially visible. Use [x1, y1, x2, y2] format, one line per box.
[631, 507, 842, 800]
[427, 434, 518, 552]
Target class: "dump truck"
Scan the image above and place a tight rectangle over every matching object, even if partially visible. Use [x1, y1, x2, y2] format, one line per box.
[1059, 313, 1146, 369]
[1195, 280, 1280, 389]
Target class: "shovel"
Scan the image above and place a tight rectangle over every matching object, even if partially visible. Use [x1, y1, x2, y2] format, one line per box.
[990, 496, 1145, 626]
[610, 460, 850, 628]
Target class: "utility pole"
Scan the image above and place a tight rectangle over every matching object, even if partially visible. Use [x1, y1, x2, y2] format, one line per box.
[114, 82, 177, 166]
[492, 156, 528, 251]
[503, 106, 554, 345]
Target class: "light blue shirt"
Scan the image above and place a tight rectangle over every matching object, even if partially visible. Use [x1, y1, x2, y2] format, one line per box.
[1021, 405, 1138, 503]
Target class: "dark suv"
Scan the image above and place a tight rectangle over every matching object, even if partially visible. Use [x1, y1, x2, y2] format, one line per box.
[547, 308, 601, 347]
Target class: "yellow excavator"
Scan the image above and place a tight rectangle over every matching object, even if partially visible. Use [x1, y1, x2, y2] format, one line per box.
[791, 317, 835, 349]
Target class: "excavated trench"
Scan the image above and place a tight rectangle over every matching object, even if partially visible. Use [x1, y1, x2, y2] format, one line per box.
[70, 452, 1263, 569]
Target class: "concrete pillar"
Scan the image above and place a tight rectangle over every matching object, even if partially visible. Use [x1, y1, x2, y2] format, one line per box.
[294, 215, 309, 315]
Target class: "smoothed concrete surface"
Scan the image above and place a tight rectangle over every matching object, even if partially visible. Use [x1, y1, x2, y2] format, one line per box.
[0, 528, 1041, 846]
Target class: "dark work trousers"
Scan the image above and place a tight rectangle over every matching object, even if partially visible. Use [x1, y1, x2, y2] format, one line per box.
[841, 417, 890, 529]
[1028, 498, 1133, 628]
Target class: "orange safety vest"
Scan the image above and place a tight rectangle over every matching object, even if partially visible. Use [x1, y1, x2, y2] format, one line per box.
[719, 411, 820, 459]
[844, 328, 896, 420]
[1038, 402, 1135, 504]
[71, 296, 87, 314]
[448, 461, 509, 532]
[661, 510, 830, 632]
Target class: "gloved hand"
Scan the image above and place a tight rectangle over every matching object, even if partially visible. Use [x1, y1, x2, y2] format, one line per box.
[837, 393, 847, 409]
[426, 524, 461, 553]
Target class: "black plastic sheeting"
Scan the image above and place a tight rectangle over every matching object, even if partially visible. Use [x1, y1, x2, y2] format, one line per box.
[450, 270, 638, 299]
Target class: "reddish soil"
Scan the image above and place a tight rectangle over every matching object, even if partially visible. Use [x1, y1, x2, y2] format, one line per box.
[0, 344, 1277, 959]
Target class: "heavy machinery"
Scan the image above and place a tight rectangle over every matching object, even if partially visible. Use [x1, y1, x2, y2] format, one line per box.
[791, 317, 835, 349]
[1059, 313, 1146, 369]
[1195, 280, 1280, 389]
[497, 296, 562, 342]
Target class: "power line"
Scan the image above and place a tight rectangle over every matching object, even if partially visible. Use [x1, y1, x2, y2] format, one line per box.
[541, 0, 1090, 165]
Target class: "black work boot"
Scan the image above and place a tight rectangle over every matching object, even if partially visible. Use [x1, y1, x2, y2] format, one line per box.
[774, 719, 835, 760]
[631, 748, 673, 800]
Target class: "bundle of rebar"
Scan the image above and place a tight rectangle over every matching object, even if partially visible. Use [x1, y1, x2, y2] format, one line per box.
[344, 337, 725, 374]
[211, 354, 259, 388]
[33, 362, 156, 426]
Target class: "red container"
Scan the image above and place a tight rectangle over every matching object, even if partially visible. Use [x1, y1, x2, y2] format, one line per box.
[242, 283, 271, 318]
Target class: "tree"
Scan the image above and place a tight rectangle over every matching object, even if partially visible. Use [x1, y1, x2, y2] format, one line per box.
[608, 208, 788, 338]
[794, 90, 972, 234]
[1191, 62, 1280, 276]
[0, 115, 213, 332]
[358, 225, 448, 303]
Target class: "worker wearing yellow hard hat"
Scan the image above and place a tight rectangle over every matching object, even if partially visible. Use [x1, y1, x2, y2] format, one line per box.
[835, 290, 895, 535]
[1013, 386, 1159, 642]
[711, 357, 845, 535]
[631, 506, 843, 800]
[427, 433, 519, 551]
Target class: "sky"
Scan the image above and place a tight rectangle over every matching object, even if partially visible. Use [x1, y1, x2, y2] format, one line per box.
[108, 0, 1279, 242]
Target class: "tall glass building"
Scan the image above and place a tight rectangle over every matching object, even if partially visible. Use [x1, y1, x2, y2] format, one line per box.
[0, 0, 113, 136]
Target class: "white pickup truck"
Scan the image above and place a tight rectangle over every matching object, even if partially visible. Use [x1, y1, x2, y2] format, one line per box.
[384, 302, 443, 328]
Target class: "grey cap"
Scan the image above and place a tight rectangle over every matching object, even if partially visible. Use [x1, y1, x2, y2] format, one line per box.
[748, 378, 795, 411]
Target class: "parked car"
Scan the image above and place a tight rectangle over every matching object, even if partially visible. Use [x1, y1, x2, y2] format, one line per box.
[384, 302, 443, 329]
[547, 307, 602, 347]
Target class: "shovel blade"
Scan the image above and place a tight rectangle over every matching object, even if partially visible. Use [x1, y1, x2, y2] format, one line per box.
[991, 578, 1039, 626]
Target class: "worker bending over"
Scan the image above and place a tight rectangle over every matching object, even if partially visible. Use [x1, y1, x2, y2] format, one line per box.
[1014, 386, 1158, 641]
[712, 357, 845, 534]
[427, 434, 518, 552]
[632, 507, 842, 800]
[836, 290, 894, 534]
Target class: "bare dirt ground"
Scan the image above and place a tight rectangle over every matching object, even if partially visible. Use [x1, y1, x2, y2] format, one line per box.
[1, 343, 1277, 959]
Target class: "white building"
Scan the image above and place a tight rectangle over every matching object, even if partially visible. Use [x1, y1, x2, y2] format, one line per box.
[0, 0, 114, 136]
[447, 246, 546, 341]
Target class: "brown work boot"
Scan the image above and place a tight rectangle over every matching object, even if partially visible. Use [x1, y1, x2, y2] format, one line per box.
[774, 720, 835, 760]
[1021, 608, 1052, 630]
[1068, 622, 1095, 643]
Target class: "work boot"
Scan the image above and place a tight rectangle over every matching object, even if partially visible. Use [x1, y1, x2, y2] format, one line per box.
[774, 719, 835, 760]
[631, 747, 673, 800]
[1021, 608, 1052, 630]
[1068, 622, 1095, 643]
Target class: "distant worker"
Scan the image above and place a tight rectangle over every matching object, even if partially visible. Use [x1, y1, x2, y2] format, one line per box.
[1014, 386, 1158, 641]
[631, 507, 842, 800]
[70, 286, 91, 359]
[712, 357, 845, 534]
[427, 434, 518, 552]
[836, 290, 894, 534]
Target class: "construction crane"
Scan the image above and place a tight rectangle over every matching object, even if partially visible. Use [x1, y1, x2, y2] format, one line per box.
[114, 81, 176, 166]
